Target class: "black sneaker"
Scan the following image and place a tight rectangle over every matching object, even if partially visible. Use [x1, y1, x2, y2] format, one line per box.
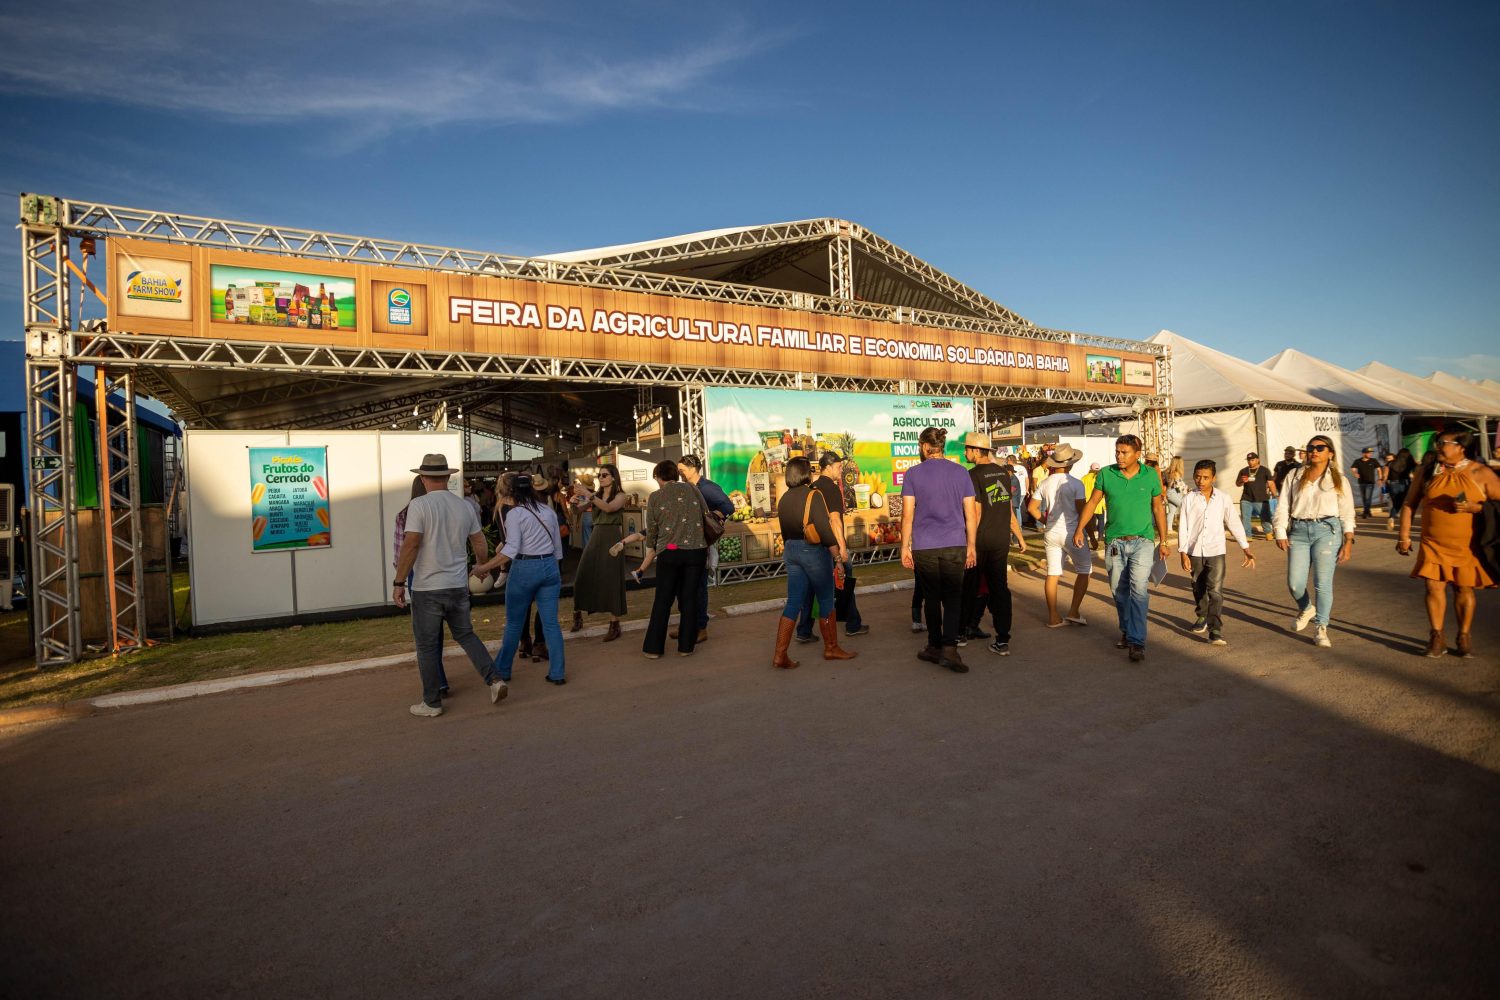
[846, 624, 870, 637]
[955, 632, 969, 647]
[968, 626, 991, 641]
[1116, 632, 1128, 649]
[1128, 644, 1145, 662]
[793, 632, 817, 644]
[1189, 617, 1208, 634]
[1209, 632, 1227, 646]
[988, 640, 1010, 656]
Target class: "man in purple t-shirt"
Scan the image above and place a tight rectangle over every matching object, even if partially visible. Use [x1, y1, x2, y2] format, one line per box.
[900, 426, 979, 672]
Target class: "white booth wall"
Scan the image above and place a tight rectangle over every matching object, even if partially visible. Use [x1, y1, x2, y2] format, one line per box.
[186, 430, 462, 626]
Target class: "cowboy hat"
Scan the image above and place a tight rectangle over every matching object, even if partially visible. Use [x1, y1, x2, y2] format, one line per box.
[411, 453, 460, 476]
[1045, 444, 1081, 468]
[961, 431, 992, 451]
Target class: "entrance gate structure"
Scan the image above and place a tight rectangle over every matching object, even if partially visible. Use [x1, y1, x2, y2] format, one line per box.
[20, 194, 1171, 666]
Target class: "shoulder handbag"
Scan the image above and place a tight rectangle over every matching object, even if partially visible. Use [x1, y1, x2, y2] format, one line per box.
[801, 488, 826, 545]
[692, 483, 725, 544]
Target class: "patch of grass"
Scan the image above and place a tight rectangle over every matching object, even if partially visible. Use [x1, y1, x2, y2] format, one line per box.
[0, 545, 1043, 711]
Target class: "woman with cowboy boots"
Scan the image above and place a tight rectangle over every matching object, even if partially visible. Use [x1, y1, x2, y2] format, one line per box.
[772, 456, 856, 669]
[1397, 429, 1500, 658]
[569, 464, 628, 643]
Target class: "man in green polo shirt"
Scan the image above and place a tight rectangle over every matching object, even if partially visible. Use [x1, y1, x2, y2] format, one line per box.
[1073, 434, 1168, 662]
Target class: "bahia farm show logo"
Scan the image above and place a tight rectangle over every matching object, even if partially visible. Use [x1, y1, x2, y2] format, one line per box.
[387, 287, 412, 325]
[124, 269, 184, 304]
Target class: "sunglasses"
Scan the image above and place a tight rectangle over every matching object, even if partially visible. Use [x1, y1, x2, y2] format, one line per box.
[1306, 444, 1330, 452]
[1437, 439, 1461, 447]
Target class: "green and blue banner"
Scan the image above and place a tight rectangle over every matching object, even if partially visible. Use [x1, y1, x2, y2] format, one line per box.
[249, 446, 331, 552]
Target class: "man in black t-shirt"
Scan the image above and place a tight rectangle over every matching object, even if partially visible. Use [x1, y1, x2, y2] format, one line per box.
[1350, 447, 1382, 518]
[794, 452, 867, 642]
[1272, 446, 1300, 492]
[1235, 452, 1277, 539]
[960, 432, 1027, 655]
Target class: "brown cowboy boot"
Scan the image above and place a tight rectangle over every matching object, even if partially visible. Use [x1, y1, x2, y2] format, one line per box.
[820, 614, 857, 661]
[1456, 632, 1473, 658]
[772, 616, 800, 669]
[571, 611, 584, 633]
[1424, 630, 1446, 658]
[603, 620, 622, 642]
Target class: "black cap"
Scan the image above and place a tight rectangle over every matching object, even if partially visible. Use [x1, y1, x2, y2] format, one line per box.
[513, 473, 533, 489]
[1362, 447, 1373, 453]
[1246, 452, 1259, 459]
[818, 451, 844, 468]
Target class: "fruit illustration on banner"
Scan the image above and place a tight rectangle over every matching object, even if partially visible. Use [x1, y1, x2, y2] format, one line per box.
[316, 507, 330, 528]
[252, 516, 267, 541]
[251, 482, 266, 504]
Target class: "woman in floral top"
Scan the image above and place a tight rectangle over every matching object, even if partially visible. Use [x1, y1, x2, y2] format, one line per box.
[634, 460, 709, 658]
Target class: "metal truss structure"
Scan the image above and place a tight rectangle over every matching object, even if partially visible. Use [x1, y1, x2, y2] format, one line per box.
[96, 368, 147, 653]
[21, 193, 1171, 665]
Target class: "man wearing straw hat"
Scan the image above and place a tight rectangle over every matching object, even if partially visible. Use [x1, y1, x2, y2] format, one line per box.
[393, 453, 509, 718]
[1029, 444, 1092, 629]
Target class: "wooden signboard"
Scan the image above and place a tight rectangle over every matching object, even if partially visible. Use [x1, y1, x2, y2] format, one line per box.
[106, 239, 1157, 394]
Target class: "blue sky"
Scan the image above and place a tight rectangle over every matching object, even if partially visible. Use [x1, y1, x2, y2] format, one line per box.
[1, 0, 1496, 379]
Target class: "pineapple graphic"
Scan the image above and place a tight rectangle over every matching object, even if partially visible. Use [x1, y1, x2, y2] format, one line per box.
[834, 432, 860, 509]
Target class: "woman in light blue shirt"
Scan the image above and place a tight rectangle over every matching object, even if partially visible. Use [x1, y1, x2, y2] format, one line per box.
[475, 474, 567, 685]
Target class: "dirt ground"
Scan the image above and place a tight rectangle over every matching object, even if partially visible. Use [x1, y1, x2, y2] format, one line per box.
[1, 525, 1497, 999]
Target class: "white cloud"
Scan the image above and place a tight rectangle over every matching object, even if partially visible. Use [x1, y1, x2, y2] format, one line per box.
[0, 1, 784, 136]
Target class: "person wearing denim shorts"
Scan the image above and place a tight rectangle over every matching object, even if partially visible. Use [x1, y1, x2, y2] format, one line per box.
[1074, 435, 1168, 662]
[1273, 435, 1356, 648]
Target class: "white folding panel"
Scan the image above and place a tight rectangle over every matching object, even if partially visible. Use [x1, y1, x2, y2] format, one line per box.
[187, 431, 297, 625]
[189, 429, 463, 625]
[288, 431, 386, 615]
[1263, 409, 1400, 470]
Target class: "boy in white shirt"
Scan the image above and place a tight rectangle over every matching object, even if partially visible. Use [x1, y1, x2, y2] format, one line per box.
[1027, 445, 1092, 627]
[1177, 459, 1255, 645]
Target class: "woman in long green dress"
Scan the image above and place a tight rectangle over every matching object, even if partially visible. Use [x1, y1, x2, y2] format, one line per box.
[570, 464, 629, 642]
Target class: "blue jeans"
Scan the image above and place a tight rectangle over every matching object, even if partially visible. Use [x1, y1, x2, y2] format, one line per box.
[796, 555, 863, 636]
[493, 558, 565, 682]
[1388, 481, 1408, 517]
[783, 540, 835, 624]
[1286, 517, 1341, 627]
[1106, 535, 1155, 648]
[411, 587, 497, 708]
[1357, 483, 1376, 517]
[1240, 499, 1272, 537]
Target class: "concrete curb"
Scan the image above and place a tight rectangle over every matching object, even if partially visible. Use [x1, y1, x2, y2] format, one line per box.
[0, 578, 922, 722]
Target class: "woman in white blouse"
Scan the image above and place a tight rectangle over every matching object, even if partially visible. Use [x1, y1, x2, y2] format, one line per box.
[1272, 434, 1356, 648]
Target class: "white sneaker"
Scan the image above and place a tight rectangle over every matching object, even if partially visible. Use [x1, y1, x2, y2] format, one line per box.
[1292, 606, 1317, 632]
[910, 621, 924, 633]
[1314, 625, 1331, 648]
[490, 679, 509, 704]
[410, 702, 443, 718]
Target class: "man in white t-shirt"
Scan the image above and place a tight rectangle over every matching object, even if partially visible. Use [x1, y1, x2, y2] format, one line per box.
[392, 453, 508, 718]
[1027, 445, 1092, 627]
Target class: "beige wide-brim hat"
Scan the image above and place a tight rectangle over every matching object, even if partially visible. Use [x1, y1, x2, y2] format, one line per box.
[961, 431, 993, 451]
[411, 453, 460, 475]
[1045, 444, 1081, 468]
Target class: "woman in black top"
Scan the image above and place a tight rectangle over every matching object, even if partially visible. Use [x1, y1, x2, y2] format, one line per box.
[772, 457, 856, 668]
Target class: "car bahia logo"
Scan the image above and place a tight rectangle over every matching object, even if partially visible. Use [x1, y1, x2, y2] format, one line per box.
[124, 269, 184, 303]
[387, 287, 412, 325]
[928, 400, 953, 409]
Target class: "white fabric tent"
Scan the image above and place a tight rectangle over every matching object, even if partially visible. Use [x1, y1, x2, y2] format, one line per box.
[1357, 362, 1496, 417]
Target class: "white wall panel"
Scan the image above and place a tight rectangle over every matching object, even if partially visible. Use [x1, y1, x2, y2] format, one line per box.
[288, 431, 386, 614]
[187, 431, 296, 625]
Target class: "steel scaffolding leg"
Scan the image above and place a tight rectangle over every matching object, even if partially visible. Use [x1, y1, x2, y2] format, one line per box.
[678, 385, 706, 460]
[25, 357, 80, 666]
[22, 204, 81, 666]
[97, 367, 148, 653]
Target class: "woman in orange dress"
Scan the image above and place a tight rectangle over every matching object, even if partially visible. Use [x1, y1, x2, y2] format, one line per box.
[1396, 430, 1500, 658]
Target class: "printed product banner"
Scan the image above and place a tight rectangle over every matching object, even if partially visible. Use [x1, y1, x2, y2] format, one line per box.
[705, 387, 974, 517]
[249, 447, 331, 552]
[116, 252, 192, 321]
[212, 264, 356, 331]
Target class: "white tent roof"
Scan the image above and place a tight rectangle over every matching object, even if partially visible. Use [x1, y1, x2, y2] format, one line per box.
[1261, 349, 1431, 413]
[1151, 331, 1325, 409]
[1358, 362, 1494, 416]
[1427, 371, 1500, 414]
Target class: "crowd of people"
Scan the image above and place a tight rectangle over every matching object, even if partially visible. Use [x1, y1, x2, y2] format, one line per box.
[390, 421, 1498, 718]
